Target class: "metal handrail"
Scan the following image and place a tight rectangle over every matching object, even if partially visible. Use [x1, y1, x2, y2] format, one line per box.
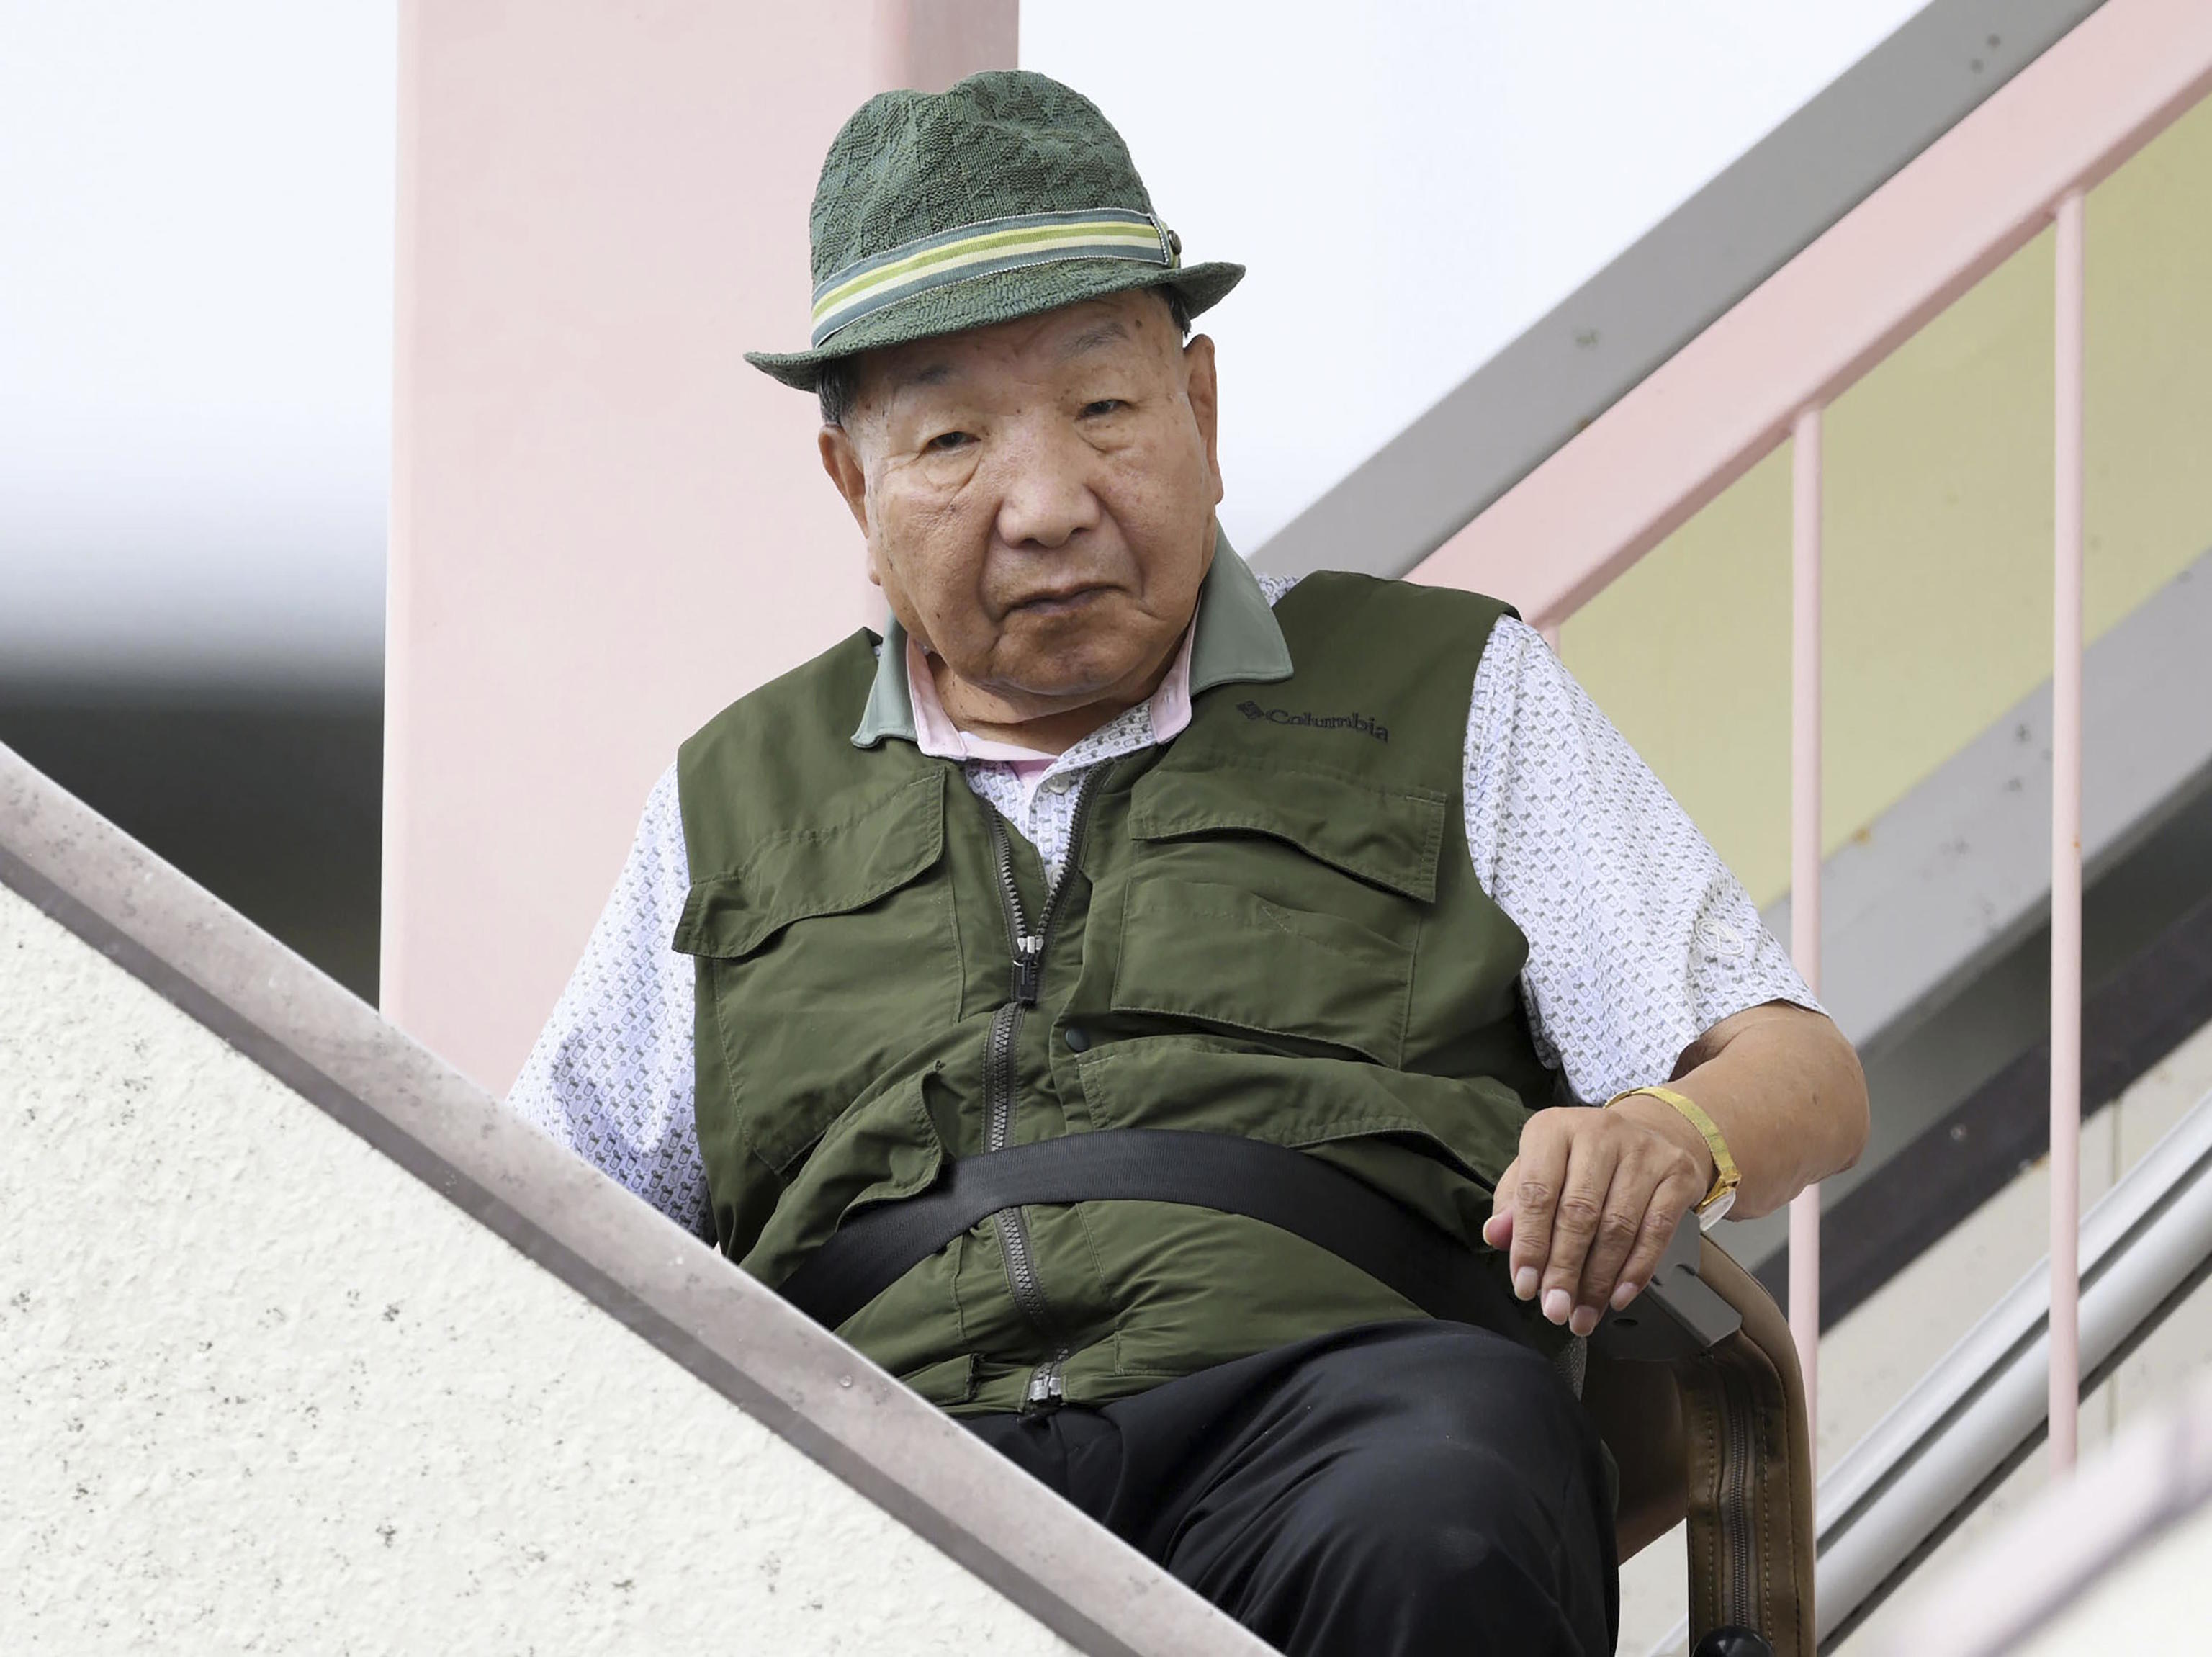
[1868, 1360, 2212, 1653]
[1403, 0, 2212, 1483]
[1643, 1078, 2212, 1653]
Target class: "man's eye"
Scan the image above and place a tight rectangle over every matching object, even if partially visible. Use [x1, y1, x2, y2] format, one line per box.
[925, 431, 974, 452]
[1082, 399, 1125, 418]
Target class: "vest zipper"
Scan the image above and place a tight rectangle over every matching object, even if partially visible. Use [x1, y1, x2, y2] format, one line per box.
[1025, 1351, 1069, 1409]
[981, 771, 1105, 1413]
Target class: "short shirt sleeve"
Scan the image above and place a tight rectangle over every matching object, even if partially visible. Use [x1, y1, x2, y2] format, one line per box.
[1462, 616, 1820, 1103]
[505, 763, 709, 1234]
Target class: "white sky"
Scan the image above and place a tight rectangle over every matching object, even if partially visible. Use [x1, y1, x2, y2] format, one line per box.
[0, 1, 395, 687]
[1022, 0, 1928, 551]
[0, 1, 1924, 684]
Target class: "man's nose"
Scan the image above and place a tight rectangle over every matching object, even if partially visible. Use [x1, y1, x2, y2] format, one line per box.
[990, 422, 1103, 550]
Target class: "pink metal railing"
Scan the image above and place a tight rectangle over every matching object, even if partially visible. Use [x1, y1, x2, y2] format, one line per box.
[1784, 207, 2089, 1463]
[1790, 406, 1822, 1429]
[1413, 0, 2212, 1472]
[1787, 189, 2084, 1466]
[2050, 188, 2087, 1472]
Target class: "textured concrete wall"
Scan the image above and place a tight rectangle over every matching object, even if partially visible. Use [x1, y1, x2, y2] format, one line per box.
[0, 881, 1074, 1656]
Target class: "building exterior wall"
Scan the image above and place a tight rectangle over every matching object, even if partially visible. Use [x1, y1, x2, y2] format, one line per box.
[1562, 90, 2212, 907]
[0, 880, 1074, 1655]
[384, 1, 1017, 1095]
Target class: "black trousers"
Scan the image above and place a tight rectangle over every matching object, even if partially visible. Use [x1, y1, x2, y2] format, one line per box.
[966, 1321, 1618, 1657]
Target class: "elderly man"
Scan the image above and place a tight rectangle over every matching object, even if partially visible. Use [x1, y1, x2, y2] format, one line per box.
[512, 71, 1867, 1657]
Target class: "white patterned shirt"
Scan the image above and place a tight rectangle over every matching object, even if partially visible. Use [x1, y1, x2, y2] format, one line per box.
[508, 576, 1816, 1237]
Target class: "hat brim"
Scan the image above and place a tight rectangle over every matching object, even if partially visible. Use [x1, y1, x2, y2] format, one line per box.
[745, 258, 1244, 392]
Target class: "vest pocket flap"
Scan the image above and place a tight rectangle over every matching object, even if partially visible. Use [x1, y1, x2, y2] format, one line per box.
[672, 771, 946, 959]
[740, 1067, 948, 1290]
[1128, 765, 1447, 902]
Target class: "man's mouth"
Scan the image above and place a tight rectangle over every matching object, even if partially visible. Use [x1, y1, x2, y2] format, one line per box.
[1006, 585, 1110, 617]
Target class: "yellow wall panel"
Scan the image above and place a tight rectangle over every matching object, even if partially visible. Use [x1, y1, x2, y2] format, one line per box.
[1563, 93, 2212, 907]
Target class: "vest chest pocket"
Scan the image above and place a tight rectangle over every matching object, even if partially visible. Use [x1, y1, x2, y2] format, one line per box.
[672, 771, 957, 1173]
[1111, 766, 1449, 1069]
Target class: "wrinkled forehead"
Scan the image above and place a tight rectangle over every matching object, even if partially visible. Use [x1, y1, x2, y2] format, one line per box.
[857, 289, 1180, 405]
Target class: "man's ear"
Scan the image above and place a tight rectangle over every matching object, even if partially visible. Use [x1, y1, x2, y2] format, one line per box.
[1182, 333, 1224, 506]
[818, 423, 872, 535]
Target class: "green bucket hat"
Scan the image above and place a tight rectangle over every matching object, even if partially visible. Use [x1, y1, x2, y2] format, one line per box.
[745, 70, 1243, 391]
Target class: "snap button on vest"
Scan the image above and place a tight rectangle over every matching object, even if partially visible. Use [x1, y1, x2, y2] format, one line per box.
[1064, 1025, 1091, 1052]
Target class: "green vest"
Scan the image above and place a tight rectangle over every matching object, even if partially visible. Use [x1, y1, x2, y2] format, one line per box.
[673, 568, 1563, 1416]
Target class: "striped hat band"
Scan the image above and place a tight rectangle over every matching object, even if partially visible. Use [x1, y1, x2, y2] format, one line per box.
[810, 207, 1178, 349]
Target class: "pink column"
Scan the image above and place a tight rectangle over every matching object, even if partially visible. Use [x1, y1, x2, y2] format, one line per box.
[385, 1, 1016, 1093]
[1789, 406, 1823, 1436]
[2049, 188, 2087, 1474]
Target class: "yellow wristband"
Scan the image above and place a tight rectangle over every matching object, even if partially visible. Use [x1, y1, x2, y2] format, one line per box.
[1604, 1085, 1740, 1221]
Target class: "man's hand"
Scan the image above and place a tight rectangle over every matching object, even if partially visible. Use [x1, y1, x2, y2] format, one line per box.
[1480, 1097, 1714, 1337]
[1482, 1003, 1871, 1336]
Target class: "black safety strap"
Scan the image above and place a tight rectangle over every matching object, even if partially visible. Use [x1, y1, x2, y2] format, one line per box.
[776, 1128, 1527, 1337]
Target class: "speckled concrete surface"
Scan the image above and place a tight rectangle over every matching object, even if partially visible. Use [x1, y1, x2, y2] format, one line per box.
[0, 882, 1076, 1655]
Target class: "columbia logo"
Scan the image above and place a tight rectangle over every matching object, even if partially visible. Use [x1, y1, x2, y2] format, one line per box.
[1237, 701, 1390, 742]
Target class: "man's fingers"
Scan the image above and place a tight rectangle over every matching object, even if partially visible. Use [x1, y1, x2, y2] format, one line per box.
[1507, 1118, 1573, 1302]
[1607, 1169, 1709, 1311]
[1501, 1108, 1715, 1331]
[1483, 1157, 1519, 1252]
[1571, 1157, 1665, 1329]
[1536, 1133, 1622, 1327]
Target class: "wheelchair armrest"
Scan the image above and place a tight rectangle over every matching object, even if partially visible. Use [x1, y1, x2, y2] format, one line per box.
[1581, 1229, 1817, 1657]
[1585, 1218, 1743, 1363]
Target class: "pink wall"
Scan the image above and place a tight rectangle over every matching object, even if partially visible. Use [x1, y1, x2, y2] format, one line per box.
[386, 1, 1016, 1093]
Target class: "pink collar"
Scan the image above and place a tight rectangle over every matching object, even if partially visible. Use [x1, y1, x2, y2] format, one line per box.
[905, 615, 1200, 768]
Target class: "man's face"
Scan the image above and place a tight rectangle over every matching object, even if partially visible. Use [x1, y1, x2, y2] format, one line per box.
[819, 290, 1223, 724]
